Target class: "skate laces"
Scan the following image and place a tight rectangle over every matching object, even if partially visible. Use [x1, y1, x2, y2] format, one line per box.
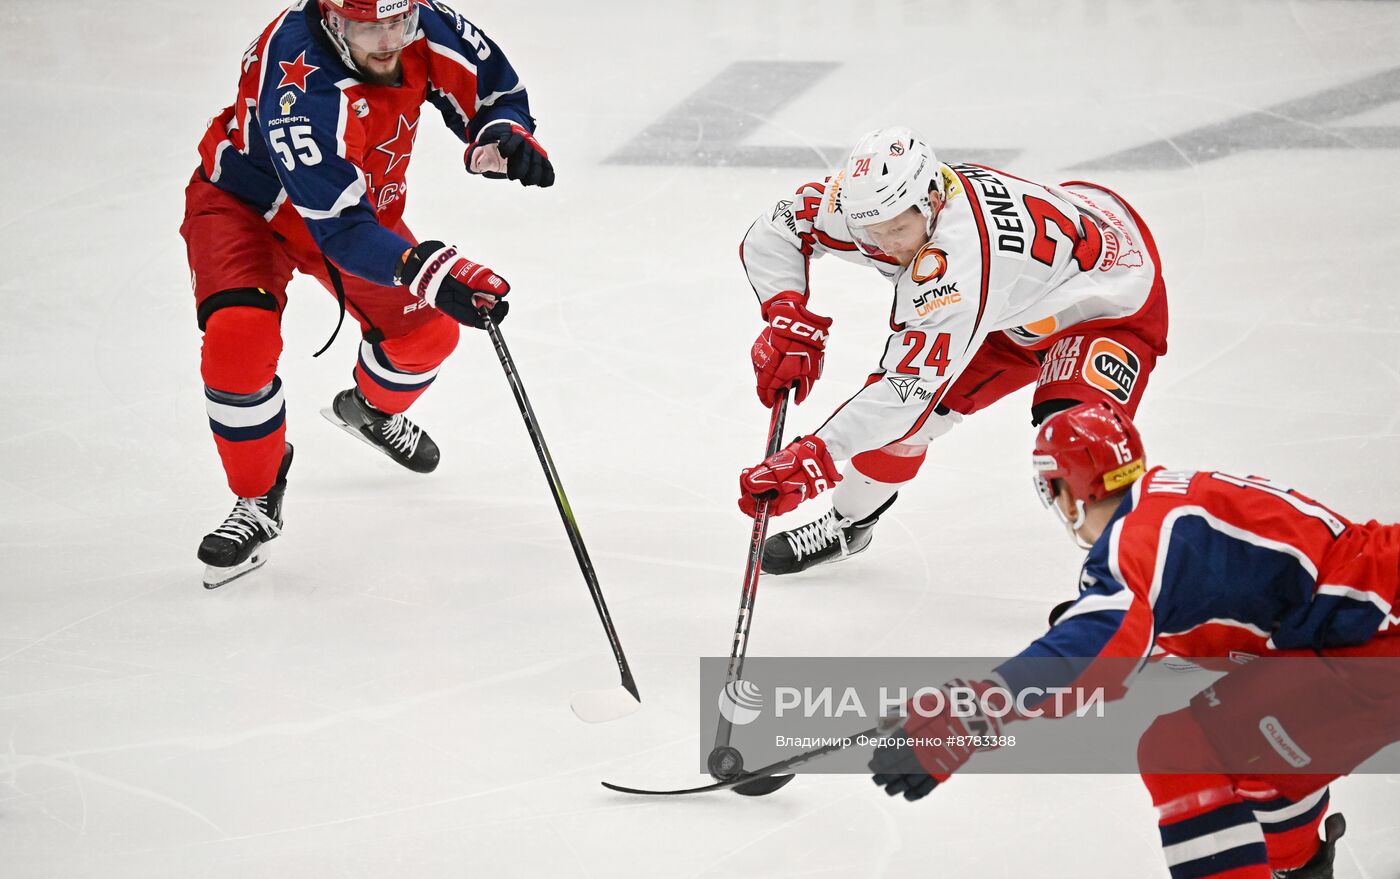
[381, 413, 423, 457]
[787, 512, 850, 560]
[213, 497, 281, 542]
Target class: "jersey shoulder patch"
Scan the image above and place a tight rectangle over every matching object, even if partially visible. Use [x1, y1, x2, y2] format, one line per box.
[906, 243, 963, 317]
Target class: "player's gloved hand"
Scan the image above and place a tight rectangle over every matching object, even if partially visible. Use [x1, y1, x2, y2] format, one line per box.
[738, 435, 840, 518]
[870, 678, 1005, 801]
[399, 241, 509, 329]
[752, 291, 832, 407]
[465, 122, 555, 188]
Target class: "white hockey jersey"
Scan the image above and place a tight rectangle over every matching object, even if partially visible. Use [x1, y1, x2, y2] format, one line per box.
[740, 163, 1162, 459]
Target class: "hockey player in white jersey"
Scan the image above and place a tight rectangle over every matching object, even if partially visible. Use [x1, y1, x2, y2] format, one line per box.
[737, 127, 1169, 572]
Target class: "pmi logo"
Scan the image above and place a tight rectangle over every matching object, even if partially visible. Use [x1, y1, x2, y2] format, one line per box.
[887, 374, 919, 402]
[718, 679, 764, 726]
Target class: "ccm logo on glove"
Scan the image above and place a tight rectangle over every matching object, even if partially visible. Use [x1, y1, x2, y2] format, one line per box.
[738, 435, 841, 518]
[769, 314, 828, 342]
[752, 292, 833, 407]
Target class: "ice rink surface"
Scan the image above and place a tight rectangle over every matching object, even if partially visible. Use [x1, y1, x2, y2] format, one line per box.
[4, 0, 1400, 875]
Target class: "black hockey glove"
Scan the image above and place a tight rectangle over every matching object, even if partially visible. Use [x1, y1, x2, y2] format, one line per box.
[869, 679, 1005, 801]
[465, 122, 555, 188]
[869, 740, 942, 801]
[398, 241, 509, 329]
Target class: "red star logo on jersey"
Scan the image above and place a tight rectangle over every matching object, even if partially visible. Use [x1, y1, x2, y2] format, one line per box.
[374, 115, 419, 176]
[277, 51, 319, 92]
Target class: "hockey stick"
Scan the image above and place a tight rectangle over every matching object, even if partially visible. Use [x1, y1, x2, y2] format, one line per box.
[479, 311, 640, 722]
[706, 388, 790, 789]
[604, 722, 883, 797]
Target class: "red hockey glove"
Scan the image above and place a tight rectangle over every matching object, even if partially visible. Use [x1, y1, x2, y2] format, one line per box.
[738, 435, 840, 518]
[751, 292, 832, 407]
[869, 678, 1006, 801]
[465, 122, 555, 188]
[399, 241, 509, 328]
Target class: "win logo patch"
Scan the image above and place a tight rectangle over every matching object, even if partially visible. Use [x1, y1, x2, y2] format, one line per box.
[1083, 338, 1140, 404]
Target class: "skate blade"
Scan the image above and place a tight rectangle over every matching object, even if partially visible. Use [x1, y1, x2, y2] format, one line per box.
[320, 406, 428, 472]
[320, 405, 383, 453]
[762, 535, 873, 577]
[762, 551, 853, 577]
[203, 546, 270, 590]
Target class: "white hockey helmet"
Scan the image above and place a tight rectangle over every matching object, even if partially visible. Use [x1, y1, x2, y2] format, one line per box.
[840, 127, 942, 254]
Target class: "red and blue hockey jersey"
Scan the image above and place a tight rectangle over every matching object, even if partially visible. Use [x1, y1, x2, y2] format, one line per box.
[995, 466, 1400, 701]
[196, 0, 534, 287]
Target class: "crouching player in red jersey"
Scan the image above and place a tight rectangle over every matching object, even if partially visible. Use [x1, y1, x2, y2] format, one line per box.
[868, 403, 1400, 878]
[182, 0, 554, 587]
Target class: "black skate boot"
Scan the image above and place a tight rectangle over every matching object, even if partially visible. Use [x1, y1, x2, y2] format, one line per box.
[198, 443, 293, 589]
[761, 496, 894, 575]
[1274, 813, 1345, 879]
[321, 388, 440, 473]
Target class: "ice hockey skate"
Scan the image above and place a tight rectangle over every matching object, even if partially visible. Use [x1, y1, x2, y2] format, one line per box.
[761, 506, 880, 575]
[1274, 813, 1346, 879]
[321, 388, 440, 473]
[198, 443, 293, 589]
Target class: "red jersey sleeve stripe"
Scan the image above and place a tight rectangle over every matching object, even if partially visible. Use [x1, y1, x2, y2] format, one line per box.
[813, 229, 856, 251]
[951, 166, 993, 358]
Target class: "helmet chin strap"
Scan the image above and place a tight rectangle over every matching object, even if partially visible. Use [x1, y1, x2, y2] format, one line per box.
[1065, 504, 1094, 550]
[921, 190, 945, 238]
[1051, 495, 1094, 550]
[321, 16, 361, 73]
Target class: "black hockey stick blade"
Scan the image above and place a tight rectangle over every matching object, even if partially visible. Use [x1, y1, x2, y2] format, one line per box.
[600, 771, 793, 798]
[731, 773, 796, 796]
[602, 723, 884, 798]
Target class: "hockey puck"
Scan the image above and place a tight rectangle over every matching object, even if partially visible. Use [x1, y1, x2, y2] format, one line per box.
[707, 746, 745, 780]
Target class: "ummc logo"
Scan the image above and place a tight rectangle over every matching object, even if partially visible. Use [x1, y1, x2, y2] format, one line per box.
[911, 245, 949, 285]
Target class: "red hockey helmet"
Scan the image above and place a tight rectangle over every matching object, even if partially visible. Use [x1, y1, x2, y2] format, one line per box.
[1032, 402, 1145, 512]
[321, 0, 413, 22]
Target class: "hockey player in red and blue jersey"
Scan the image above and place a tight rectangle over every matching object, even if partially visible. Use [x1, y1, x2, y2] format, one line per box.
[181, 0, 554, 587]
[869, 403, 1400, 878]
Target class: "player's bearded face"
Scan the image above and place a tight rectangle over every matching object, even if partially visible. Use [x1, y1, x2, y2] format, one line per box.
[336, 10, 416, 84]
[351, 44, 404, 84]
[862, 208, 930, 267]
